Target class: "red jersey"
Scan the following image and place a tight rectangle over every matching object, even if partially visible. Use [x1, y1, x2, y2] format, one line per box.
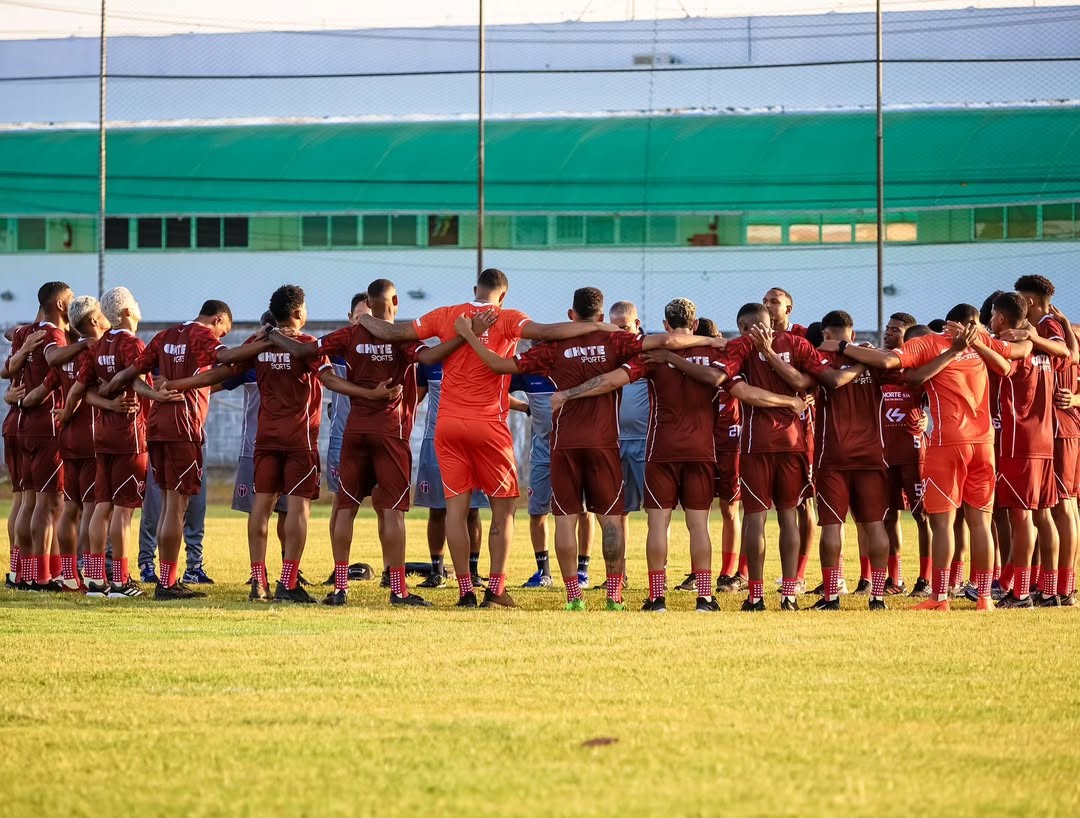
[318, 324, 424, 440]
[250, 333, 329, 452]
[787, 323, 808, 338]
[625, 346, 725, 463]
[1037, 315, 1080, 440]
[713, 384, 741, 454]
[892, 331, 1013, 448]
[720, 333, 829, 455]
[413, 302, 531, 423]
[880, 370, 924, 467]
[2, 326, 27, 438]
[49, 346, 94, 459]
[78, 330, 148, 455]
[515, 329, 643, 450]
[815, 351, 887, 470]
[16, 321, 67, 439]
[994, 350, 1055, 460]
[133, 322, 225, 443]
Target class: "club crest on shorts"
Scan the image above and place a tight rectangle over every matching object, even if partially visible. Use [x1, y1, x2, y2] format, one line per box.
[419, 480, 430, 494]
[237, 484, 248, 497]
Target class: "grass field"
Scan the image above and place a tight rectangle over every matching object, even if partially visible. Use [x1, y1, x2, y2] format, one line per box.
[1, 498, 1079, 818]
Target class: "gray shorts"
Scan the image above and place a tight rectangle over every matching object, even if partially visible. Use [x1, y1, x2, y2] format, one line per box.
[326, 436, 343, 494]
[232, 456, 288, 514]
[414, 438, 489, 510]
[620, 439, 646, 512]
[527, 457, 552, 516]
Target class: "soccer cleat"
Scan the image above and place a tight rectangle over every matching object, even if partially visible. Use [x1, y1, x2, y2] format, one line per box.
[13, 580, 33, 592]
[717, 574, 748, 594]
[565, 598, 586, 612]
[792, 580, 807, 596]
[1034, 594, 1061, 608]
[182, 565, 215, 585]
[962, 584, 979, 603]
[975, 597, 995, 612]
[57, 577, 83, 593]
[321, 589, 347, 606]
[811, 597, 840, 611]
[991, 581, 1007, 602]
[154, 582, 205, 601]
[884, 578, 906, 596]
[810, 581, 825, 596]
[455, 591, 478, 608]
[390, 592, 432, 608]
[740, 597, 766, 612]
[1060, 591, 1076, 608]
[296, 571, 311, 587]
[4, 574, 16, 590]
[273, 582, 316, 604]
[696, 596, 720, 612]
[909, 577, 932, 598]
[521, 571, 553, 589]
[604, 599, 626, 612]
[675, 573, 697, 592]
[419, 572, 450, 590]
[837, 577, 850, 595]
[379, 569, 390, 588]
[139, 563, 159, 584]
[249, 582, 271, 602]
[85, 579, 110, 597]
[853, 578, 871, 595]
[641, 596, 667, 612]
[29, 581, 61, 593]
[577, 570, 590, 590]
[868, 598, 888, 611]
[780, 596, 799, 611]
[996, 592, 1034, 609]
[479, 588, 517, 609]
[912, 598, 950, 611]
[471, 572, 488, 588]
[107, 580, 144, 599]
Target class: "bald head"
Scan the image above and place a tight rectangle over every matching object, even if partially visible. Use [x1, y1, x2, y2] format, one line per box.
[609, 300, 640, 333]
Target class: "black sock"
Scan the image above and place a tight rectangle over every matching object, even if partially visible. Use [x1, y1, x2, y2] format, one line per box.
[535, 550, 549, 575]
[578, 555, 591, 573]
[431, 554, 444, 576]
[469, 553, 480, 575]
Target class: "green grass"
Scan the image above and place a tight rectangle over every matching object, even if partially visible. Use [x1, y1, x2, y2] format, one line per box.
[1, 500, 1079, 818]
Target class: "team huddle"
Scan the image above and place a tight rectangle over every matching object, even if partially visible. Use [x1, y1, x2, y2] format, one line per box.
[3, 270, 1079, 612]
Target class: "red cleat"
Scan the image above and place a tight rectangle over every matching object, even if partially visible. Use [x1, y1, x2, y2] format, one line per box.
[913, 598, 950, 612]
[975, 597, 995, 612]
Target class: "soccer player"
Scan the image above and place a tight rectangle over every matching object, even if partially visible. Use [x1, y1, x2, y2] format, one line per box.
[267, 279, 468, 607]
[763, 288, 808, 338]
[806, 311, 891, 611]
[835, 304, 1029, 610]
[988, 292, 1059, 608]
[512, 366, 557, 588]
[101, 299, 235, 600]
[357, 268, 618, 608]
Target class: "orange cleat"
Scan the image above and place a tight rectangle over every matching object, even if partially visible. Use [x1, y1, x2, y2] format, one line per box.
[975, 596, 995, 612]
[913, 598, 950, 612]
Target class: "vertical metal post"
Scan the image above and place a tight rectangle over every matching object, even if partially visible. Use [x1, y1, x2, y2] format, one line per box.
[97, 0, 107, 297]
[875, 0, 885, 345]
[476, 0, 486, 277]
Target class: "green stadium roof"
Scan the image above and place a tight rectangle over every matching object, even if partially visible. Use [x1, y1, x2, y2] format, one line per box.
[1, 107, 1077, 216]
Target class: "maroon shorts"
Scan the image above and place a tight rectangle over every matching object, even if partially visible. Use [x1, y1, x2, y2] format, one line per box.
[254, 448, 321, 501]
[887, 461, 924, 514]
[714, 450, 741, 503]
[644, 461, 714, 511]
[1053, 438, 1080, 500]
[740, 451, 810, 514]
[816, 467, 890, 525]
[95, 452, 148, 508]
[149, 441, 203, 496]
[337, 433, 411, 511]
[63, 457, 97, 504]
[4, 434, 22, 492]
[19, 437, 63, 494]
[996, 456, 1057, 510]
[550, 446, 624, 517]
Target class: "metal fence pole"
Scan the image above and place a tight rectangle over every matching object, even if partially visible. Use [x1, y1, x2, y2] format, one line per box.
[875, 0, 885, 345]
[97, 0, 107, 297]
[477, 0, 486, 277]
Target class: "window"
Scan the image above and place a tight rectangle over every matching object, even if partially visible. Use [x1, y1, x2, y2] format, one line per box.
[17, 218, 46, 251]
[821, 224, 852, 243]
[974, 207, 1004, 240]
[618, 216, 645, 244]
[746, 225, 782, 244]
[223, 217, 249, 248]
[585, 216, 615, 245]
[362, 215, 388, 246]
[196, 217, 222, 248]
[513, 216, 548, 247]
[1006, 205, 1037, 239]
[647, 216, 676, 244]
[886, 222, 917, 242]
[165, 217, 191, 249]
[137, 218, 162, 249]
[390, 215, 417, 246]
[330, 216, 357, 247]
[104, 217, 130, 250]
[1043, 203, 1075, 240]
[427, 216, 458, 246]
[302, 216, 329, 248]
[554, 216, 584, 245]
[788, 224, 820, 243]
[854, 224, 877, 242]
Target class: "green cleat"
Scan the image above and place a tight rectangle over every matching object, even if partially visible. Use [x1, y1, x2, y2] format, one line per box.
[604, 599, 627, 611]
[565, 598, 586, 611]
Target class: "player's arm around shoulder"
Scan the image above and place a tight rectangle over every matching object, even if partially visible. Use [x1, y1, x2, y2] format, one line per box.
[550, 367, 631, 414]
[520, 317, 621, 342]
[452, 312, 518, 374]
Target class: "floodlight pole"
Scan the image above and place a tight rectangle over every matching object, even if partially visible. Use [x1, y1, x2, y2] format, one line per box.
[477, 0, 486, 277]
[97, 0, 107, 297]
[875, 0, 885, 345]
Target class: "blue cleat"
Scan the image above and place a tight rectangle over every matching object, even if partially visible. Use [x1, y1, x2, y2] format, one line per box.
[521, 571, 553, 588]
[577, 570, 590, 590]
[182, 564, 215, 585]
[139, 562, 159, 584]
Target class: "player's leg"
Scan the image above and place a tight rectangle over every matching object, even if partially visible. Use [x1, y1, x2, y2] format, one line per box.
[137, 470, 162, 582]
[1053, 496, 1077, 604]
[56, 493, 80, 590]
[181, 470, 210, 583]
[30, 490, 62, 587]
[72, 497, 93, 589]
[14, 487, 37, 587]
[775, 454, 809, 608]
[156, 491, 193, 593]
[1034, 507, 1060, 605]
[105, 506, 137, 595]
[444, 493, 476, 601]
[950, 513, 968, 594]
[6, 490, 22, 586]
[247, 492, 277, 600]
[434, 419, 483, 603]
[371, 437, 425, 607]
[916, 445, 962, 609]
[576, 513, 593, 588]
[685, 506, 715, 610]
[553, 512, 583, 607]
[327, 496, 360, 605]
[467, 504, 485, 585]
[278, 494, 312, 599]
[523, 456, 552, 588]
[795, 500, 814, 593]
[86, 498, 112, 595]
[644, 507, 672, 610]
[597, 514, 625, 608]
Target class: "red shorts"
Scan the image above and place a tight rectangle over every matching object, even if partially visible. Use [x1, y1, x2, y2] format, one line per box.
[19, 437, 63, 494]
[644, 460, 714, 511]
[149, 441, 203, 496]
[336, 433, 411, 511]
[95, 452, 148, 508]
[816, 468, 890, 525]
[254, 448, 321, 501]
[921, 443, 995, 515]
[63, 457, 97, 504]
[550, 446, 624, 516]
[435, 416, 518, 499]
[1053, 438, 1080, 500]
[996, 456, 1057, 510]
[739, 451, 811, 514]
[4, 435, 22, 492]
[714, 450, 741, 503]
[887, 461, 924, 513]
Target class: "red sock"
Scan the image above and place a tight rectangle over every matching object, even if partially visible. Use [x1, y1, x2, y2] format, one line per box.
[159, 560, 177, 587]
[1059, 567, 1075, 597]
[60, 555, 76, 581]
[9, 546, 18, 576]
[823, 566, 840, 601]
[737, 551, 748, 579]
[37, 555, 50, 583]
[110, 557, 128, 585]
[279, 559, 299, 590]
[968, 562, 976, 584]
[488, 573, 506, 597]
[389, 566, 408, 597]
[17, 554, 30, 583]
[859, 556, 871, 582]
[918, 556, 931, 581]
[332, 562, 347, 592]
[49, 554, 62, 578]
[949, 560, 964, 589]
[932, 567, 949, 602]
[870, 568, 887, 599]
[720, 549, 737, 577]
[780, 576, 798, 597]
[1014, 565, 1031, 599]
[796, 553, 809, 582]
[455, 573, 474, 598]
[748, 579, 764, 603]
[605, 574, 623, 603]
[252, 562, 268, 587]
[647, 570, 665, 601]
[993, 563, 1001, 582]
[999, 562, 1014, 592]
[888, 554, 900, 583]
[564, 575, 582, 603]
[695, 569, 712, 599]
[1030, 565, 1042, 594]
[89, 553, 106, 582]
[1039, 568, 1058, 598]
[974, 569, 992, 599]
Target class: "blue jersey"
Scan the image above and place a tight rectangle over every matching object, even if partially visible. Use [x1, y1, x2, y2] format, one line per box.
[327, 357, 350, 440]
[511, 373, 556, 465]
[222, 368, 259, 458]
[619, 378, 650, 442]
[418, 362, 442, 441]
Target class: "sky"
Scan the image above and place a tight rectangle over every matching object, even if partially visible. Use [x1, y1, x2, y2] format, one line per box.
[2, 0, 1076, 38]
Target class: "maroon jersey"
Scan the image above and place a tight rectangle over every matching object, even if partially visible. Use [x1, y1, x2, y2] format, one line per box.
[515, 329, 643, 450]
[251, 333, 329, 451]
[880, 370, 923, 467]
[79, 330, 148, 455]
[133, 322, 225, 443]
[994, 350, 1055, 460]
[624, 346, 724, 463]
[816, 352, 887, 470]
[16, 321, 67, 439]
[713, 384, 742, 454]
[720, 333, 829, 455]
[787, 323, 808, 339]
[1038, 315, 1080, 440]
[49, 346, 94, 459]
[3, 326, 27, 438]
[317, 324, 423, 440]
